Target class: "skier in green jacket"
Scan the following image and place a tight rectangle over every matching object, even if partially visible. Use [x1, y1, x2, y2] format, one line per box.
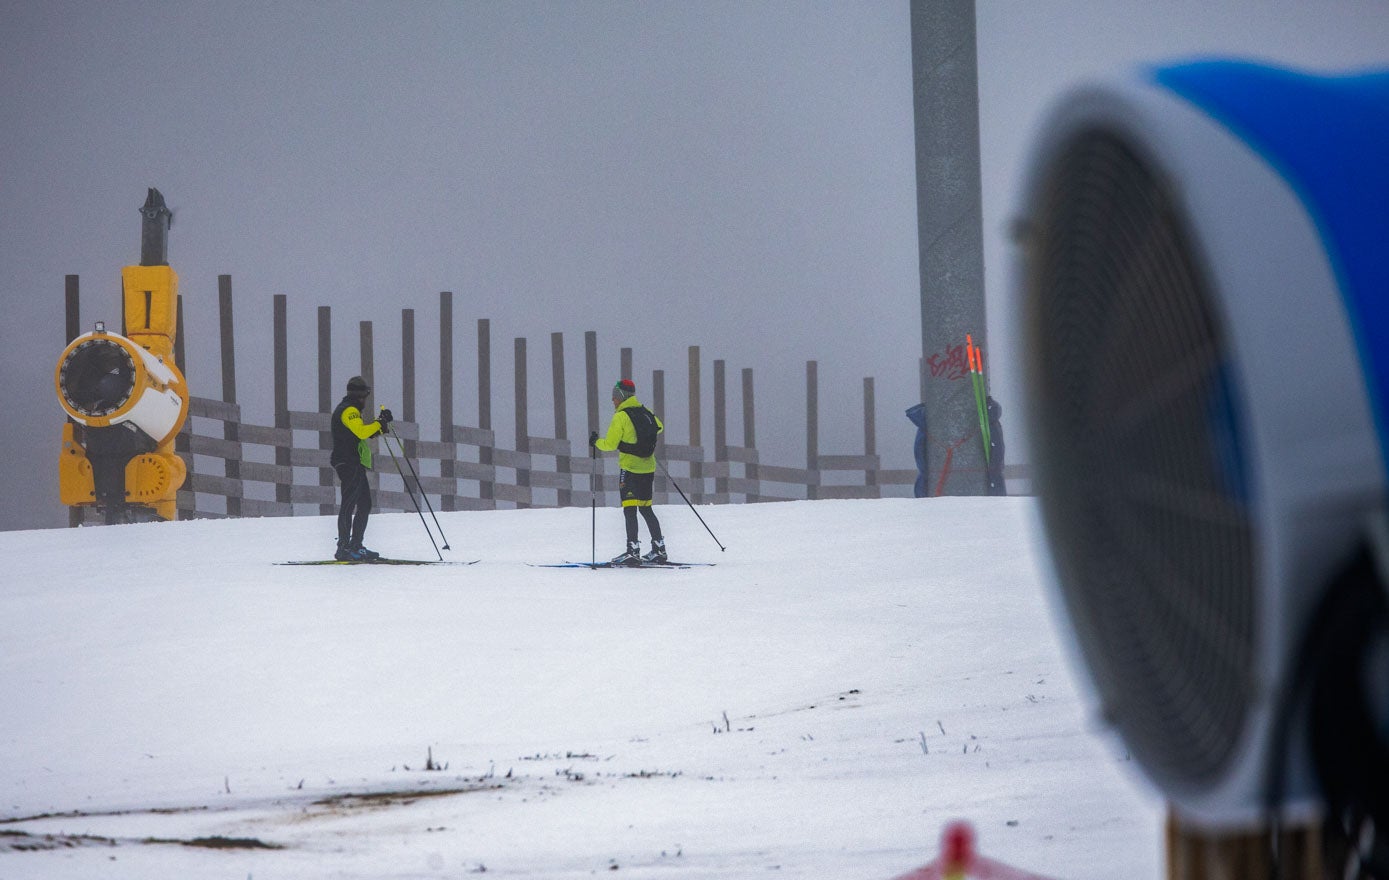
[590, 378, 666, 565]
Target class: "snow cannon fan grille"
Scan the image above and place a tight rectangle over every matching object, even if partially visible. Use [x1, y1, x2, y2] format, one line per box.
[58, 335, 138, 418]
[1026, 129, 1256, 793]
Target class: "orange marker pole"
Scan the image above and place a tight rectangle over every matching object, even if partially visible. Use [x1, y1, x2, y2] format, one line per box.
[966, 335, 989, 464]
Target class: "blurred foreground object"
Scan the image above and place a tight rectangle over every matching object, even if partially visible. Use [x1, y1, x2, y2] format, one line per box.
[888, 821, 1059, 879]
[1017, 59, 1388, 877]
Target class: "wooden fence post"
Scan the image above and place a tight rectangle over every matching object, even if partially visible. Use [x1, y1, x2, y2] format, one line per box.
[219, 275, 242, 517]
[174, 292, 189, 515]
[317, 305, 334, 515]
[714, 359, 727, 501]
[360, 319, 376, 497]
[359, 322, 374, 396]
[401, 308, 417, 474]
[478, 318, 493, 505]
[651, 368, 666, 504]
[65, 275, 83, 526]
[688, 345, 702, 503]
[273, 294, 290, 507]
[621, 346, 632, 382]
[864, 376, 878, 496]
[173, 295, 187, 379]
[585, 331, 599, 433]
[743, 367, 759, 503]
[439, 292, 455, 511]
[515, 336, 530, 508]
[806, 360, 819, 501]
[64, 275, 80, 344]
[552, 331, 571, 507]
[585, 330, 600, 503]
[1165, 811, 1322, 880]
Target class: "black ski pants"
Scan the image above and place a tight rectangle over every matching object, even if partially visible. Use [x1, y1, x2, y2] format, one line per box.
[624, 506, 662, 545]
[334, 461, 372, 547]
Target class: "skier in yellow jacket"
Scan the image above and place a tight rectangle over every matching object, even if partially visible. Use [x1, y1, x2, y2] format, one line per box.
[590, 378, 666, 565]
[330, 375, 393, 561]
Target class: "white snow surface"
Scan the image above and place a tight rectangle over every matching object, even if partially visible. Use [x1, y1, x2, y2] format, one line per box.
[0, 497, 1164, 878]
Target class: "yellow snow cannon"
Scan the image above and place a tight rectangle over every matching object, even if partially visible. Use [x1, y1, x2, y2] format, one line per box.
[56, 189, 189, 523]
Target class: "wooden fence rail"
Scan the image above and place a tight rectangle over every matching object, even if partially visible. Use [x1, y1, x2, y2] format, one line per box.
[65, 275, 1025, 523]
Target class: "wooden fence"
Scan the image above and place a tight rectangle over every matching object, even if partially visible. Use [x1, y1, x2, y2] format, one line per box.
[66, 275, 1021, 522]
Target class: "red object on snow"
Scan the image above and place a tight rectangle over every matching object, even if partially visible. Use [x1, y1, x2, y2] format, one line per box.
[888, 821, 1062, 880]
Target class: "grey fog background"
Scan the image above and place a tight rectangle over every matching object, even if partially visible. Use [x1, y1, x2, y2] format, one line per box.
[3, 1, 1386, 531]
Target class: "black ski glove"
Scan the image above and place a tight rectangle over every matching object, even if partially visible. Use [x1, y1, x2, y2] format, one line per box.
[588, 430, 599, 447]
[377, 409, 394, 428]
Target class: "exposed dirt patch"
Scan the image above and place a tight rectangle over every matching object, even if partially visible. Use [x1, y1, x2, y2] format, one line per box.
[2, 829, 119, 852]
[0, 804, 209, 826]
[0, 780, 507, 853]
[310, 783, 503, 814]
[146, 835, 283, 850]
[2, 827, 283, 853]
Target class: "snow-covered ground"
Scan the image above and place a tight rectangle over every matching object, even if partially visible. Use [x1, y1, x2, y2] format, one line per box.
[0, 497, 1164, 879]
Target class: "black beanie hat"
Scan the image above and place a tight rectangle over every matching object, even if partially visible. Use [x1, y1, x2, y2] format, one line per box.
[347, 376, 370, 394]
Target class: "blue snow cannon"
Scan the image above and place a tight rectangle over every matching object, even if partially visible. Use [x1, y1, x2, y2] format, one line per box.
[1015, 59, 1389, 835]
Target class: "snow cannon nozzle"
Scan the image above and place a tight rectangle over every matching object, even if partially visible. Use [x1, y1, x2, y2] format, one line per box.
[139, 188, 172, 267]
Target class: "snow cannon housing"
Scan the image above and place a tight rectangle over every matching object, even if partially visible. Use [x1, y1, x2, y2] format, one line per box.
[1015, 60, 1389, 832]
[57, 189, 189, 523]
[57, 327, 186, 440]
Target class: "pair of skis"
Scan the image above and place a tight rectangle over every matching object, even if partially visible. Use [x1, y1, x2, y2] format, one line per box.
[278, 558, 711, 568]
[530, 560, 713, 570]
[278, 558, 478, 566]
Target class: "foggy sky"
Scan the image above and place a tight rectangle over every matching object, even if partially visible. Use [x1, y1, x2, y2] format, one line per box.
[3, 1, 1386, 531]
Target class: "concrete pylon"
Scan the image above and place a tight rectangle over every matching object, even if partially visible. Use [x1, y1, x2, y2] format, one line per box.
[911, 0, 988, 495]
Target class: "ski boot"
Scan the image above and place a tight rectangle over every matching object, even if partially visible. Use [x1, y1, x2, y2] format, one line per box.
[335, 543, 365, 562]
[642, 538, 667, 564]
[352, 542, 382, 561]
[611, 541, 642, 567]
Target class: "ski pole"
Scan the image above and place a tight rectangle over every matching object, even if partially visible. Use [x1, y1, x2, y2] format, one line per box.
[383, 417, 451, 550]
[380, 427, 442, 561]
[657, 458, 726, 552]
